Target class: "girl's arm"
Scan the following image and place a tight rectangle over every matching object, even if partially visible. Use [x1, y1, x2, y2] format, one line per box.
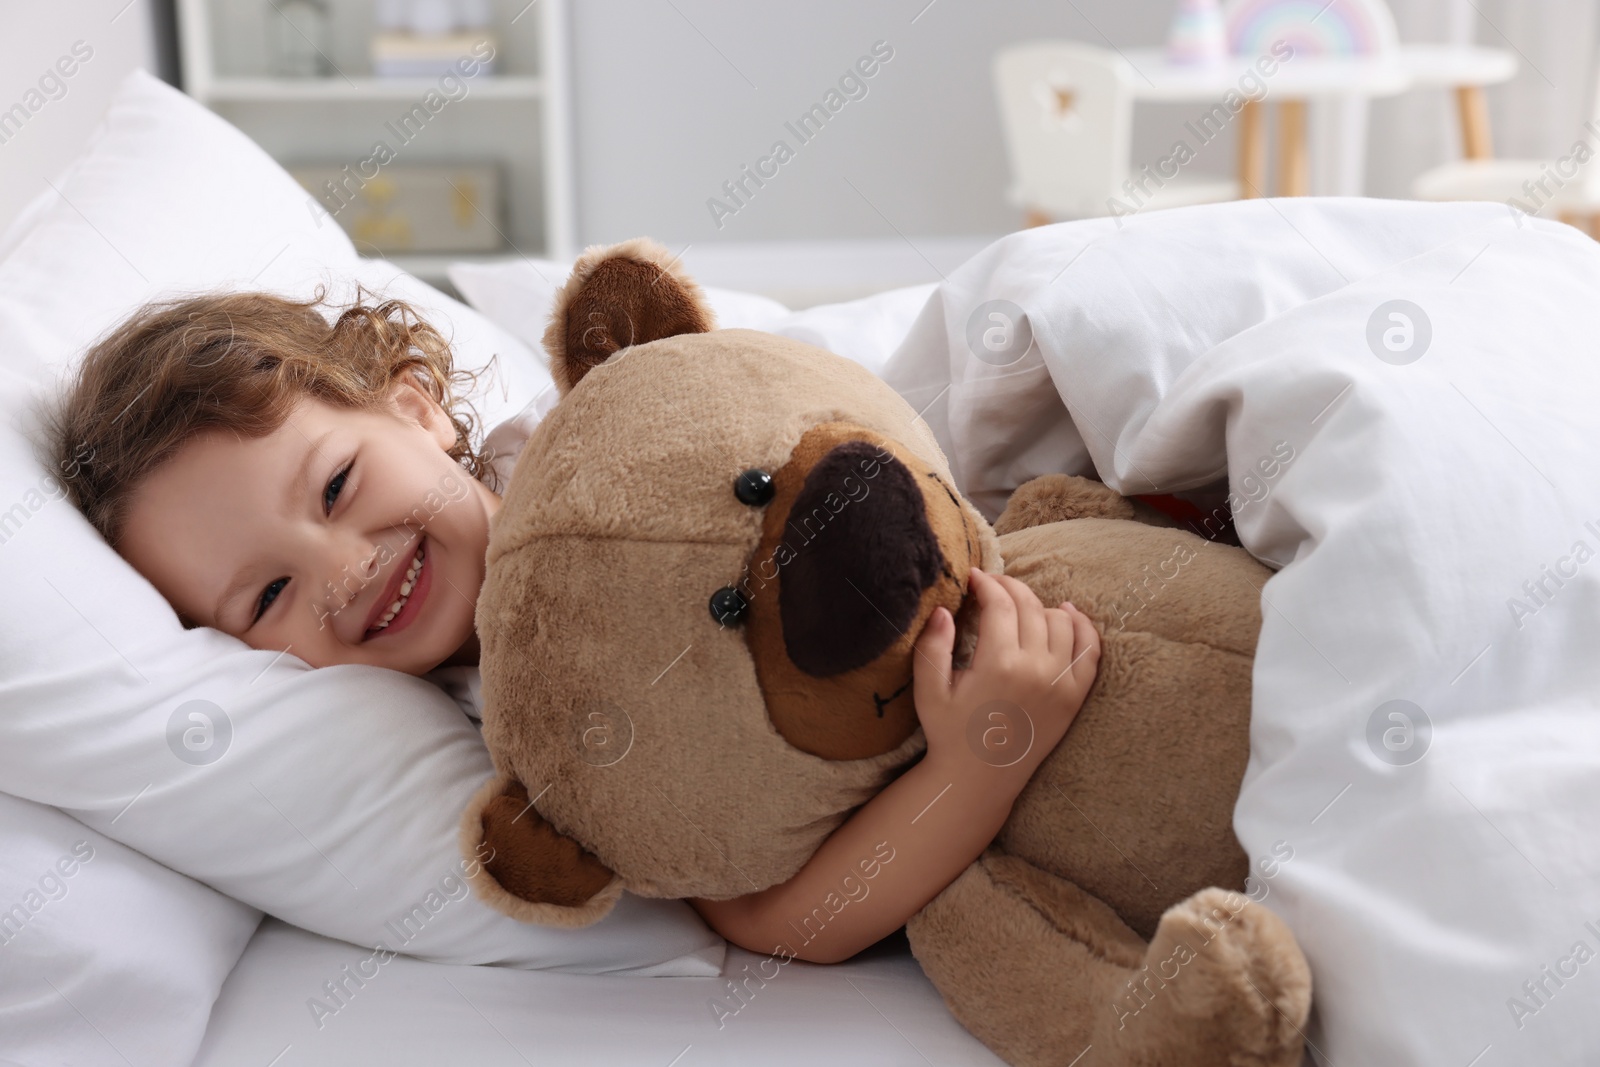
[692, 567, 1101, 964]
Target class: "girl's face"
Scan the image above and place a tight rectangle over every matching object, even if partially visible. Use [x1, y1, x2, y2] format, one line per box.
[119, 377, 500, 675]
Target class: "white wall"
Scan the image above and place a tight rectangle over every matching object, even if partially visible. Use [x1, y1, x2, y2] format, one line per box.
[7, 1, 1594, 254]
[566, 0, 1600, 246]
[567, 0, 1190, 246]
[1365, 0, 1600, 198]
[0, 1, 162, 232]
[0, 0, 1248, 250]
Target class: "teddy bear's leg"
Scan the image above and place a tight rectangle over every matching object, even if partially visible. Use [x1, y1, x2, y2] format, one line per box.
[907, 851, 1310, 1067]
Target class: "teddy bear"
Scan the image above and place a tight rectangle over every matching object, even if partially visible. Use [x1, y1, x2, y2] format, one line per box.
[459, 238, 1313, 1066]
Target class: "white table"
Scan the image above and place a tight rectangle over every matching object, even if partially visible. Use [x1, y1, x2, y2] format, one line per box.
[1398, 44, 1518, 159]
[1117, 45, 1517, 196]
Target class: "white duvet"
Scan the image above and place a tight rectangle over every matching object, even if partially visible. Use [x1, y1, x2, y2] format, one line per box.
[880, 198, 1600, 1064]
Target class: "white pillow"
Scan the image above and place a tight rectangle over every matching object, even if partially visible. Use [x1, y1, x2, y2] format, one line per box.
[448, 258, 935, 378]
[0, 791, 257, 1067]
[0, 71, 722, 976]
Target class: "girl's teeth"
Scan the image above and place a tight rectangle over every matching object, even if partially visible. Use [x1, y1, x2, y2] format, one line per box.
[372, 543, 425, 632]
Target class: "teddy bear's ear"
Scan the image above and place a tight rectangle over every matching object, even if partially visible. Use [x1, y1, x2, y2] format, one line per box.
[541, 237, 716, 394]
[459, 774, 624, 927]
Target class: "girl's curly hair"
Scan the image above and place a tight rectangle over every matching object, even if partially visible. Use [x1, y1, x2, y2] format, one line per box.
[48, 288, 492, 550]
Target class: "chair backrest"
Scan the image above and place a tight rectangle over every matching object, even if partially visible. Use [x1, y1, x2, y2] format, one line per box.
[992, 42, 1132, 219]
[1579, 47, 1600, 201]
[1223, 0, 1399, 59]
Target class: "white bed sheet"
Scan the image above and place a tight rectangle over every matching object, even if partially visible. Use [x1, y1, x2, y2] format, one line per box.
[193, 920, 1002, 1067]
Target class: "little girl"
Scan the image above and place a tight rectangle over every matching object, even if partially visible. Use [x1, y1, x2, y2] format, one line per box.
[49, 289, 1100, 964]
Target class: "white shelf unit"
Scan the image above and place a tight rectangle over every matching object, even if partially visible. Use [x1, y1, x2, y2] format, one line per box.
[175, 0, 575, 282]
[204, 75, 546, 102]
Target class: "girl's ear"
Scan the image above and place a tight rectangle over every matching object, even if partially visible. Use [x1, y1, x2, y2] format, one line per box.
[387, 373, 456, 450]
[542, 237, 716, 395]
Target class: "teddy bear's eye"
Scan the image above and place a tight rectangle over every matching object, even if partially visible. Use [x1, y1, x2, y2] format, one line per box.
[733, 469, 775, 506]
[709, 586, 749, 626]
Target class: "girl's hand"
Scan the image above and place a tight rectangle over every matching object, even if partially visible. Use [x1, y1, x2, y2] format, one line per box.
[913, 567, 1100, 780]
[694, 567, 1100, 965]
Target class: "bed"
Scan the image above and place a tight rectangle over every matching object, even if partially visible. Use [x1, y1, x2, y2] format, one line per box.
[0, 72, 983, 1067]
[194, 921, 998, 1066]
[6, 71, 1600, 1067]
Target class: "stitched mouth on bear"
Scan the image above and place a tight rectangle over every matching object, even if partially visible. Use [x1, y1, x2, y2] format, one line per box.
[734, 421, 975, 761]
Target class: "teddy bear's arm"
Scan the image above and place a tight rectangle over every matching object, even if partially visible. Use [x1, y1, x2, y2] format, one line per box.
[906, 851, 1311, 1066]
[993, 474, 1138, 535]
[995, 473, 1192, 537]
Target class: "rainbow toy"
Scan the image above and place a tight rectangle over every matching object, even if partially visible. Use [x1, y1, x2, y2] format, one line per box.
[1223, 0, 1399, 58]
[1166, 0, 1228, 66]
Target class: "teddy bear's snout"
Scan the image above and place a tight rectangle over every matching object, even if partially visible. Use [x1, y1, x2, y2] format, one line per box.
[777, 441, 944, 676]
[740, 422, 975, 760]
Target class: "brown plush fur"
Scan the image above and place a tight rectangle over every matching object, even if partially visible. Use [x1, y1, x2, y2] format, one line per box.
[462, 239, 1311, 1066]
[992, 472, 1135, 533]
[462, 323, 984, 901]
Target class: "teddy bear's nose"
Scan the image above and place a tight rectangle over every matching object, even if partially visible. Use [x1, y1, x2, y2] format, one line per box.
[780, 441, 946, 676]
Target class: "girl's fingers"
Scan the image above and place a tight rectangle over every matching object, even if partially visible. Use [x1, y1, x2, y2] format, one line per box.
[992, 573, 1047, 651]
[969, 567, 1019, 665]
[913, 605, 956, 706]
[1066, 607, 1102, 688]
[1046, 601, 1077, 658]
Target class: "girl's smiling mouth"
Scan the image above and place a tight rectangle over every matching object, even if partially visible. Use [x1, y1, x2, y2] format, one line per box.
[364, 538, 431, 640]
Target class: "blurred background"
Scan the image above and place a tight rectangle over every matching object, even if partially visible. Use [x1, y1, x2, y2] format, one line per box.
[1, 0, 1593, 304]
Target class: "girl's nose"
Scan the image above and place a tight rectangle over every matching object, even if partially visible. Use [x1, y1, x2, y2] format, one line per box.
[315, 539, 384, 617]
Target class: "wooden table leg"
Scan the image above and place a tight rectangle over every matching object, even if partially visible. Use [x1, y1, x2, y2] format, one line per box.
[1455, 84, 1492, 159]
[1560, 210, 1600, 240]
[1278, 99, 1309, 197]
[1238, 99, 1265, 198]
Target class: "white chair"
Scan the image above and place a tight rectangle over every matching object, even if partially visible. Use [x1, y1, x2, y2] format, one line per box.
[992, 42, 1239, 224]
[1412, 48, 1600, 233]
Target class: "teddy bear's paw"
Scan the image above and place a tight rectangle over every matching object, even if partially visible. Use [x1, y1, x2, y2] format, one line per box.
[993, 474, 1135, 534]
[1116, 887, 1311, 1067]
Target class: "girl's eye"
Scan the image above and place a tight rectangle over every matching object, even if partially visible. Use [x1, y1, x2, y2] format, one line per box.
[254, 577, 288, 623]
[325, 463, 352, 514]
